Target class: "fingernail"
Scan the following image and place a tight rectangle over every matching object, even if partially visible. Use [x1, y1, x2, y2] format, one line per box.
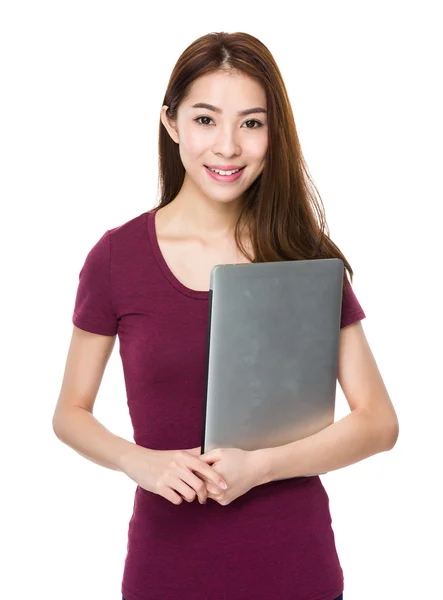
[219, 481, 228, 489]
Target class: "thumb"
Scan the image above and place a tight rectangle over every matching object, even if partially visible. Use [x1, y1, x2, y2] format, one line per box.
[199, 449, 220, 464]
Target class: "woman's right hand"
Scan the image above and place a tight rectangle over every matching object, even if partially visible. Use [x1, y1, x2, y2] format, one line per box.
[120, 445, 227, 505]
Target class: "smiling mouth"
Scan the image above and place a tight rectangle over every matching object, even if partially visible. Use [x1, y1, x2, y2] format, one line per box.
[204, 166, 246, 174]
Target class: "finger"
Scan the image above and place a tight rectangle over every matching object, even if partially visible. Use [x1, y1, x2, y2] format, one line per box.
[199, 450, 220, 464]
[178, 467, 208, 504]
[173, 477, 197, 503]
[207, 490, 223, 502]
[206, 482, 222, 495]
[193, 458, 227, 490]
[167, 489, 185, 505]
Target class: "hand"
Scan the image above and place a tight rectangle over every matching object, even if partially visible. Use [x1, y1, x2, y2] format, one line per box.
[120, 445, 228, 505]
[197, 447, 263, 506]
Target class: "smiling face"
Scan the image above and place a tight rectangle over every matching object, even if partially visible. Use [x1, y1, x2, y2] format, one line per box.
[161, 69, 268, 208]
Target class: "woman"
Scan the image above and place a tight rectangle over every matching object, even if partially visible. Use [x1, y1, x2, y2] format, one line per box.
[53, 31, 399, 600]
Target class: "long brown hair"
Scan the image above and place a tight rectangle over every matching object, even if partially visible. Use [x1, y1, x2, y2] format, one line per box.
[157, 31, 355, 296]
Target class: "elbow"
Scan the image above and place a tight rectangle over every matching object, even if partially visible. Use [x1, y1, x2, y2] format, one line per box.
[382, 415, 399, 451]
[52, 416, 62, 440]
[365, 407, 399, 452]
[52, 411, 67, 440]
[386, 420, 399, 450]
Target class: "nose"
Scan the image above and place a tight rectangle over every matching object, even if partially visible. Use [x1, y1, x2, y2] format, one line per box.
[212, 124, 241, 158]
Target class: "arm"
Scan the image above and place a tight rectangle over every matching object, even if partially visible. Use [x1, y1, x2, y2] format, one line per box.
[52, 325, 138, 471]
[253, 321, 399, 484]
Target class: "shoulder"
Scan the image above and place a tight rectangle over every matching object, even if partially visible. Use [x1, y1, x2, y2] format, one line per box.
[84, 211, 151, 268]
[80, 211, 148, 266]
[107, 211, 149, 246]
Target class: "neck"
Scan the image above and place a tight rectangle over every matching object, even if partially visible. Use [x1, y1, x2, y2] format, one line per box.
[161, 184, 247, 240]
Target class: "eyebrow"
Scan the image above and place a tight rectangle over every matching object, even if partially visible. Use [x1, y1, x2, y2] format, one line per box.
[190, 102, 267, 117]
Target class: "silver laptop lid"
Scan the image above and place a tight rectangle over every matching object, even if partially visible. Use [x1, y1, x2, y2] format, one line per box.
[201, 258, 344, 466]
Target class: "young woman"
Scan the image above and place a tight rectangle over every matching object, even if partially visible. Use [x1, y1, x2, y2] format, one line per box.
[53, 31, 399, 600]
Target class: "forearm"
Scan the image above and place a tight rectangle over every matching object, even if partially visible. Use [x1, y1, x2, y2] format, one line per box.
[53, 407, 139, 472]
[255, 408, 398, 484]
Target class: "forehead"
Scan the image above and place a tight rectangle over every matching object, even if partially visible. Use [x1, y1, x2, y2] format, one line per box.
[184, 70, 266, 109]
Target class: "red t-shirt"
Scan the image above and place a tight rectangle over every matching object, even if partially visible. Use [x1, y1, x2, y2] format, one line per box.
[73, 208, 366, 600]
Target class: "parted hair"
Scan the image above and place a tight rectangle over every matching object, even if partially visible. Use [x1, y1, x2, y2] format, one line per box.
[157, 31, 355, 296]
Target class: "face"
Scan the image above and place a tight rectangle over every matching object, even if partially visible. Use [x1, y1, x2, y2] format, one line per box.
[161, 70, 268, 207]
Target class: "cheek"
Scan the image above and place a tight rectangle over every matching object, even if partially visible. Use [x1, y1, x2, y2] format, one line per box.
[246, 134, 268, 162]
[180, 130, 208, 159]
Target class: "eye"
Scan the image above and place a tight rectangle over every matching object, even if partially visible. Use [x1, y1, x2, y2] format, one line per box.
[242, 119, 263, 129]
[194, 116, 214, 126]
[194, 116, 263, 128]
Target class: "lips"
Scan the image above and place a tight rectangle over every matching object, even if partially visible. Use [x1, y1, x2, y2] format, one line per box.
[204, 166, 245, 173]
[204, 165, 246, 182]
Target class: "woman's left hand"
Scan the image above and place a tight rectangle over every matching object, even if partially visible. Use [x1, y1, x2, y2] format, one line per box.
[198, 447, 266, 505]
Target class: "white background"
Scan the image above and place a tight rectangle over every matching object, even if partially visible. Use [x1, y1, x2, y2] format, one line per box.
[1, 1, 441, 599]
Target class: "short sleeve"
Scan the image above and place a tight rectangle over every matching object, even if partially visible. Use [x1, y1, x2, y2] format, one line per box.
[340, 276, 366, 329]
[72, 230, 119, 336]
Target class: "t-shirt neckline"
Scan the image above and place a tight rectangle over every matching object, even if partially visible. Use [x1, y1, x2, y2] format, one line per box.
[146, 207, 210, 300]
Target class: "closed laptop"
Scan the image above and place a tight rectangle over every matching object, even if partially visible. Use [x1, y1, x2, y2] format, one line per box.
[201, 258, 344, 477]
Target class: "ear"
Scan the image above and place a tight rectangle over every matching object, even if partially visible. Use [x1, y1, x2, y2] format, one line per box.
[160, 105, 179, 144]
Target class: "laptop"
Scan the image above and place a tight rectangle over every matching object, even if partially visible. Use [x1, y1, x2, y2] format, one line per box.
[200, 258, 344, 478]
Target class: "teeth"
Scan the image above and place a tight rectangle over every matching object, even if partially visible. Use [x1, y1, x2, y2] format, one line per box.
[208, 167, 241, 175]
